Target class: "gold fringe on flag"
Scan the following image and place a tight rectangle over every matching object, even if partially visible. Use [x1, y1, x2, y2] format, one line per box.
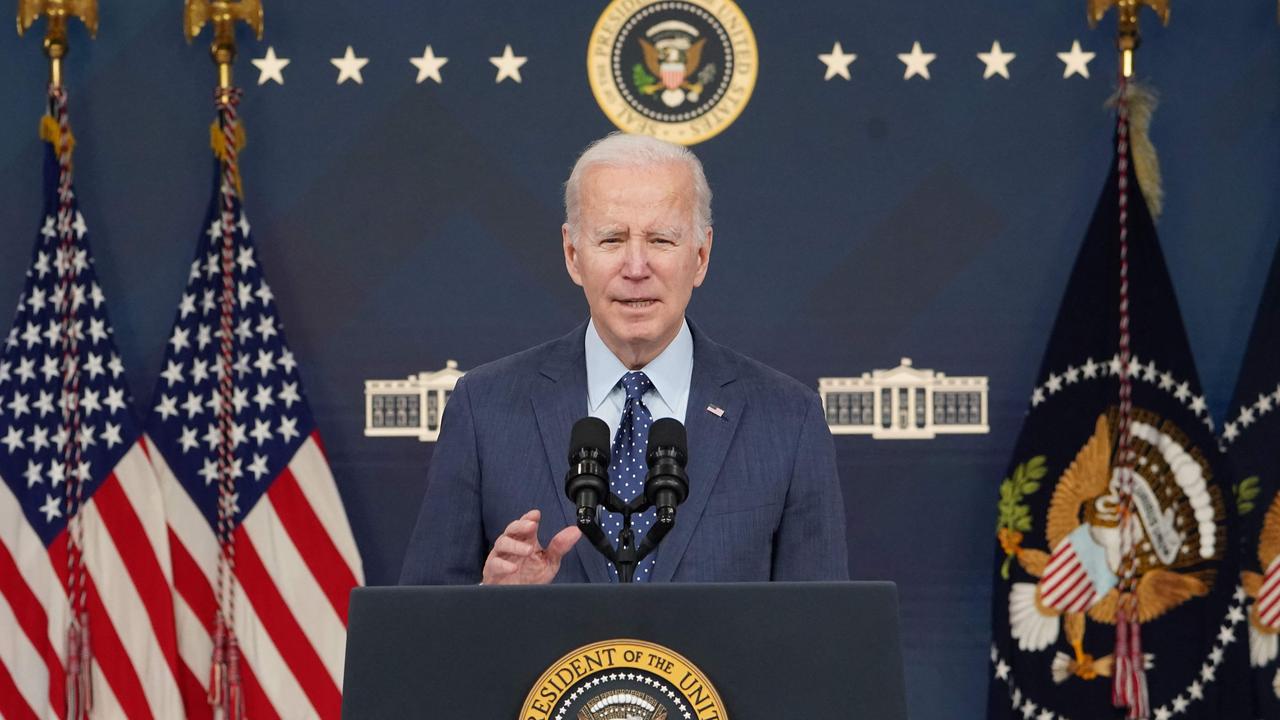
[39, 114, 75, 159]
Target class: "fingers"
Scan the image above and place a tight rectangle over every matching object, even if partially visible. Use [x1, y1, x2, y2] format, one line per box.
[482, 553, 518, 584]
[491, 533, 536, 560]
[544, 525, 583, 562]
[501, 509, 542, 544]
[483, 511, 580, 585]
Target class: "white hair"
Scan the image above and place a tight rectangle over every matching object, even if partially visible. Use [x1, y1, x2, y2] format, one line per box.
[563, 132, 713, 246]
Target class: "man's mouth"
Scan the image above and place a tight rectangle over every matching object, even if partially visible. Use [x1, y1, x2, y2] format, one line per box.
[617, 299, 657, 308]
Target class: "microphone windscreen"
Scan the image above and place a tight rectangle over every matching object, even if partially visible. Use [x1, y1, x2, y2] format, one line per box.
[647, 418, 687, 459]
[569, 417, 611, 462]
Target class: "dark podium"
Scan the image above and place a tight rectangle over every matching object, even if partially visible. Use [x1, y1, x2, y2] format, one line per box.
[342, 581, 907, 719]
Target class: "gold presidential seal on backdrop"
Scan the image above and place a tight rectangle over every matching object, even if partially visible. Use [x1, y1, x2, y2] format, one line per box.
[587, 0, 757, 146]
[520, 639, 727, 720]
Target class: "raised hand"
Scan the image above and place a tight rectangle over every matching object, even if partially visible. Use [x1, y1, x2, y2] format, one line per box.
[482, 509, 582, 585]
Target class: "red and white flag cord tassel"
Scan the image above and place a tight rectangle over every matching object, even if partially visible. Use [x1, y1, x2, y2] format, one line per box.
[208, 86, 247, 720]
[48, 85, 94, 720]
[1110, 73, 1150, 720]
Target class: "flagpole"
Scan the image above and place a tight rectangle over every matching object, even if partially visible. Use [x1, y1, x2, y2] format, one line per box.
[1086, 3, 1171, 720]
[17, 4, 100, 718]
[1087, 0, 1170, 79]
[185, 3, 262, 717]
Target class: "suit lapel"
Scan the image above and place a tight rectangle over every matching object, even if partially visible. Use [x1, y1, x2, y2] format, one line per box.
[530, 323, 612, 583]
[651, 324, 742, 582]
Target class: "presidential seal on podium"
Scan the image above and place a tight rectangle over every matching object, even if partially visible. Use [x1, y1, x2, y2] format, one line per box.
[520, 639, 727, 720]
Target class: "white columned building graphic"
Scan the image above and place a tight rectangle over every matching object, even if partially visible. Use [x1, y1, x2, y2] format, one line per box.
[818, 358, 989, 440]
[364, 360, 466, 442]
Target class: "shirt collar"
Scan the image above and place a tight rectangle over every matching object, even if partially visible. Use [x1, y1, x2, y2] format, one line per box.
[585, 318, 693, 412]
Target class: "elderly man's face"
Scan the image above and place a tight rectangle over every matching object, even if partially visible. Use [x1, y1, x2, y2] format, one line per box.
[563, 161, 712, 368]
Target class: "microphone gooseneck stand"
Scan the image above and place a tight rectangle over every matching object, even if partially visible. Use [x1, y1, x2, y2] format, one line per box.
[564, 417, 689, 583]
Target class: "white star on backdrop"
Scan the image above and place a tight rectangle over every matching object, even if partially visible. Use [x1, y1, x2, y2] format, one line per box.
[1057, 40, 1095, 79]
[331, 46, 370, 85]
[977, 40, 1015, 79]
[818, 42, 857, 81]
[490, 44, 528, 84]
[410, 45, 449, 84]
[898, 41, 936, 80]
[252, 46, 290, 86]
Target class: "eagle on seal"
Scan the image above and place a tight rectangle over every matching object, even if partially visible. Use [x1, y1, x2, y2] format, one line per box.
[1002, 413, 1216, 682]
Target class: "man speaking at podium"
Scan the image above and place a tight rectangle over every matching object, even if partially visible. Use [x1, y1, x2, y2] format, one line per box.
[399, 133, 848, 586]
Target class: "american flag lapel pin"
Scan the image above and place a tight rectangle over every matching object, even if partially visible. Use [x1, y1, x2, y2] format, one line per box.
[706, 404, 725, 418]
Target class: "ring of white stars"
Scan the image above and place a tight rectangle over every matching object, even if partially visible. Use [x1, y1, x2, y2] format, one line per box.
[552, 673, 691, 720]
[818, 41, 857, 81]
[991, 586, 1248, 720]
[410, 45, 448, 84]
[332, 46, 370, 85]
[490, 44, 528, 84]
[898, 41, 936, 81]
[1221, 378, 1280, 447]
[1028, 354, 1215, 433]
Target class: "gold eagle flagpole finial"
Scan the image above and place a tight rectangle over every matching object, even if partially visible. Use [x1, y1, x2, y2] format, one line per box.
[1087, 0, 1170, 78]
[16, 0, 98, 88]
[184, 0, 262, 90]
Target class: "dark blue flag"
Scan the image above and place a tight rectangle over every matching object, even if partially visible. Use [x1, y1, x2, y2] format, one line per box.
[1222, 240, 1280, 719]
[987, 119, 1251, 719]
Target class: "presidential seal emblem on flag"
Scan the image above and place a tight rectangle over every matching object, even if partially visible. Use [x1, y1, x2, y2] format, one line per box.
[587, 0, 757, 145]
[999, 409, 1225, 682]
[519, 639, 726, 720]
[988, 88, 1251, 719]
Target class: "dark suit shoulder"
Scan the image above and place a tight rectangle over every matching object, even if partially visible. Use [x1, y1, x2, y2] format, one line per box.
[450, 327, 580, 408]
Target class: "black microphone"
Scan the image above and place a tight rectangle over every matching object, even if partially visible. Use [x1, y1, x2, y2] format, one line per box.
[564, 417, 611, 526]
[644, 418, 689, 526]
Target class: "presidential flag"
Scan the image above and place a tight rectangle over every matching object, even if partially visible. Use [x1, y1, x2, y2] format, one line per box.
[987, 89, 1251, 720]
[1222, 240, 1280, 718]
[145, 91, 364, 719]
[0, 90, 185, 719]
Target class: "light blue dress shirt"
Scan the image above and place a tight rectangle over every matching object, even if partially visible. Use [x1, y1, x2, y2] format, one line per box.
[585, 318, 693, 441]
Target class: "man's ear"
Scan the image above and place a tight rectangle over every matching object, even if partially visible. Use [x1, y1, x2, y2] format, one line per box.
[563, 224, 584, 287]
[692, 227, 713, 288]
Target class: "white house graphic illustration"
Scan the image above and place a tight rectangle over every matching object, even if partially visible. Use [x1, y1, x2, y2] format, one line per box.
[818, 358, 989, 440]
[364, 360, 466, 442]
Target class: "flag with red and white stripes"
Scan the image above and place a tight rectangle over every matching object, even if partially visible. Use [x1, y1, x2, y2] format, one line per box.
[144, 91, 363, 719]
[0, 90, 186, 719]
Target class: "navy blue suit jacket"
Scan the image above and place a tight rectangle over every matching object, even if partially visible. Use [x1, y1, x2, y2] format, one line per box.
[399, 321, 849, 584]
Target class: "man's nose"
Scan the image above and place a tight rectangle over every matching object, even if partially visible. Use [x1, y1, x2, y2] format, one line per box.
[620, 240, 650, 278]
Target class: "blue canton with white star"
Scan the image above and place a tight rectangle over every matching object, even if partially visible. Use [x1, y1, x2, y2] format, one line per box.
[0, 147, 140, 547]
[143, 165, 316, 530]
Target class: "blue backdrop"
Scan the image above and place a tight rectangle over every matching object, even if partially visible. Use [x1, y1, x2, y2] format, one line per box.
[2, 1, 1278, 717]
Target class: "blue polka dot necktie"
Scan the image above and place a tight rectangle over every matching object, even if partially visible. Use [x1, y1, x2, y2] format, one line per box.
[607, 371, 657, 581]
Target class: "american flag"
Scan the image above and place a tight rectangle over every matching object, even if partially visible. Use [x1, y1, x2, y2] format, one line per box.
[0, 91, 186, 719]
[144, 92, 363, 719]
